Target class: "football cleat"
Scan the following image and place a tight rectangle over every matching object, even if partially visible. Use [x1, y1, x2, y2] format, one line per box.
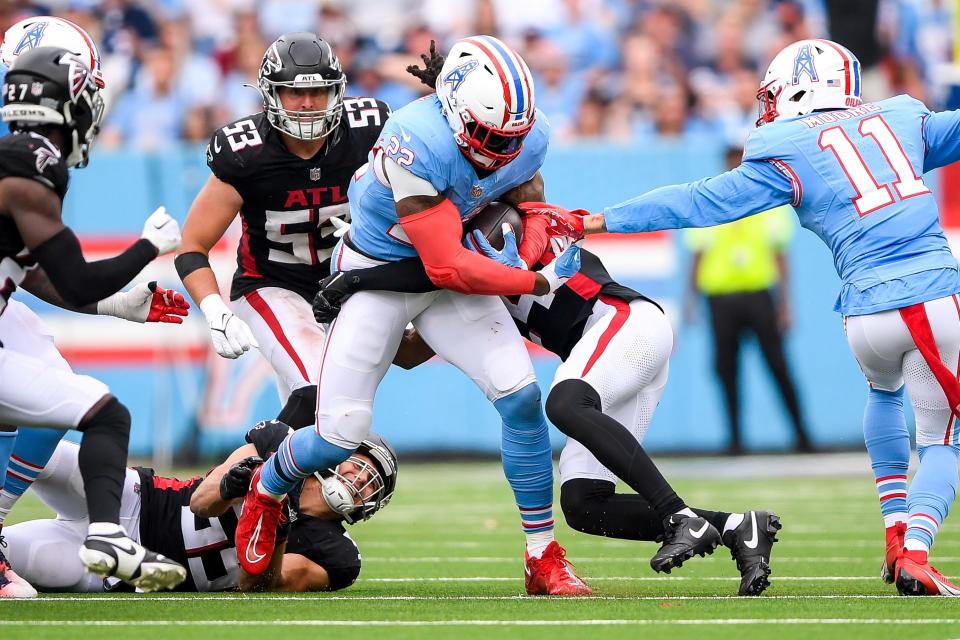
[235, 466, 287, 575]
[895, 550, 960, 596]
[78, 530, 186, 593]
[650, 515, 722, 574]
[524, 541, 592, 596]
[881, 522, 906, 584]
[0, 537, 37, 598]
[721, 510, 782, 596]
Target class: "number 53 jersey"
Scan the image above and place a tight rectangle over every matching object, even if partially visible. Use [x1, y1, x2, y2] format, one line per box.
[206, 97, 391, 302]
[603, 94, 960, 315]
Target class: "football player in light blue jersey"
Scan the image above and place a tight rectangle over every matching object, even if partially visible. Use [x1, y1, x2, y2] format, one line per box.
[0, 16, 107, 599]
[535, 39, 960, 597]
[238, 37, 591, 595]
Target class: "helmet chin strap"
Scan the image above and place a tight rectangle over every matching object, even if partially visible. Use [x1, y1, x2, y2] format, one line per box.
[318, 474, 359, 523]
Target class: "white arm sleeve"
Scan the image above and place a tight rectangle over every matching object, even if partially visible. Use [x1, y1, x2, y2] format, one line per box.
[383, 156, 439, 202]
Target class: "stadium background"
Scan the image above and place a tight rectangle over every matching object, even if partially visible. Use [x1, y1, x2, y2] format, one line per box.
[3, 0, 960, 463]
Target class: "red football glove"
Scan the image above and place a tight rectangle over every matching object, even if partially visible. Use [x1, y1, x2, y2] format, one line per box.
[517, 201, 589, 241]
[146, 282, 190, 323]
[97, 281, 191, 324]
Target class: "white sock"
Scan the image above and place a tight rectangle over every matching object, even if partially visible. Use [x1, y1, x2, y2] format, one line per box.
[87, 522, 125, 537]
[256, 480, 284, 502]
[525, 530, 554, 558]
[723, 513, 745, 534]
[903, 538, 929, 553]
[674, 507, 697, 518]
[883, 513, 907, 529]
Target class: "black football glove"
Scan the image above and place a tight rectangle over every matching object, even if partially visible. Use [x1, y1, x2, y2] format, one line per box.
[313, 271, 353, 324]
[218, 455, 263, 501]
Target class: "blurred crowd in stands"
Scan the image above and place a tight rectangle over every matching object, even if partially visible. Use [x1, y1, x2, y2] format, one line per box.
[0, 0, 954, 150]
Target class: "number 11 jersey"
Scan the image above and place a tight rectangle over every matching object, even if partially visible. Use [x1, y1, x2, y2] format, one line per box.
[206, 98, 391, 302]
[603, 94, 960, 315]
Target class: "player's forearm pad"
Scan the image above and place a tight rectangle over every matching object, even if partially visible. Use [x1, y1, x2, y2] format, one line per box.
[174, 251, 212, 281]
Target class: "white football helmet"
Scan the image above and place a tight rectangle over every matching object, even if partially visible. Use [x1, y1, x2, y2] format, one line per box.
[436, 36, 535, 170]
[1, 17, 104, 89]
[756, 39, 861, 127]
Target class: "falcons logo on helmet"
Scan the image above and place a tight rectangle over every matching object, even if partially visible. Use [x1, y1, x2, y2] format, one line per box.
[58, 54, 90, 101]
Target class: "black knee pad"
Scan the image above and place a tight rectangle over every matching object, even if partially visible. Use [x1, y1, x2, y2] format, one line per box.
[276, 385, 318, 430]
[77, 397, 130, 436]
[545, 379, 601, 438]
[560, 478, 615, 533]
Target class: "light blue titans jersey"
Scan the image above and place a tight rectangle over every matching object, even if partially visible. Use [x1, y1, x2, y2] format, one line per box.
[604, 95, 960, 315]
[348, 95, 550, 261]
[0, 63, 8, 136]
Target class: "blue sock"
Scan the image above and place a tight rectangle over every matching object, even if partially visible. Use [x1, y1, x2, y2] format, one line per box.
[905, 444, 960, 552]
[259, 428, 353, 496]
[0, 429, 17, 494]
[864, 387, 910, 526]
[494, 383, 555, 551]
[0, 427, 65, 526]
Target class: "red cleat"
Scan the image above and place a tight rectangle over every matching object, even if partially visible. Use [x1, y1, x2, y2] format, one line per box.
[896, 549, 960, 596]
[881, 522, 905, 584]
[524, 541, 593, 596]
[235, 466, 286, 575]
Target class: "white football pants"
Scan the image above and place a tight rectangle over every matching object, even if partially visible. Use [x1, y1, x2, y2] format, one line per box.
[317, 241, 537, 448]
[845, 293, 960, 447]
[557, 298, 673, 484]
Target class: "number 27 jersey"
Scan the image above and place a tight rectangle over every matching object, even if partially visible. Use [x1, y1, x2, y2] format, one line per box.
[207, 98, 390, 301]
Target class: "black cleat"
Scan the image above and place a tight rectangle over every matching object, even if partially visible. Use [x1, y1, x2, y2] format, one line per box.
[650, 515, 722, 574]
[722, 510, 781, 596]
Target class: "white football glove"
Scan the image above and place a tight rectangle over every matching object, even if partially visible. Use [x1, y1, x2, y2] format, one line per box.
[141, 206, 182, 255]
[199, 294, 258, 359]
[329, 215, 351, 238]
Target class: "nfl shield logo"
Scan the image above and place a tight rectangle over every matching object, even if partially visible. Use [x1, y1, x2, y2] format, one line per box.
[471, 184, 482, 198]
[30, 82, 43, 96]
[309, 167, 322, 181]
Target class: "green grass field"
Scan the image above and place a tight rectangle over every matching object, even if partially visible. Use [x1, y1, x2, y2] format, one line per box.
[2, 459, 960, 640]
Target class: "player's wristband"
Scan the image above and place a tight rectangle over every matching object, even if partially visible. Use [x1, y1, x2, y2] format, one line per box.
[174, 251, 212, 280]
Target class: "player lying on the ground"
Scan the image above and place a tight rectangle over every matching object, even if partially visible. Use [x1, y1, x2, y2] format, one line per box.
[313, 210, 781, 596]
[237, 37, 591, 596]
[176, 32, 391, 431]
[4, 420, 396, 592]
[0, 46, 188, 595]
[533, 39, 960, 597]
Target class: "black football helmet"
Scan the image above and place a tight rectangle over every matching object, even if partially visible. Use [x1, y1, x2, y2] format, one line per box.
[258, 32, 346, 141]
[317, 432, 398, 524]
[1, 46, 103, 168]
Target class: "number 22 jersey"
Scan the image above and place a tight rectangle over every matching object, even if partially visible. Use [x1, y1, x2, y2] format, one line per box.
[207, 98, 390, 302]
[603, 95, 960, 316]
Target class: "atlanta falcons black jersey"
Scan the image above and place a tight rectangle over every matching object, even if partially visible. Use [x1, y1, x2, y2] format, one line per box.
[506, 249, 659, 360]
[0, 132, 69, 315]
[134, 420, 359, 592]
[206, 98, 390, 302]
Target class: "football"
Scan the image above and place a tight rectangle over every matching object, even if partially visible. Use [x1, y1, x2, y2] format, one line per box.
[466, 202, 524, 251]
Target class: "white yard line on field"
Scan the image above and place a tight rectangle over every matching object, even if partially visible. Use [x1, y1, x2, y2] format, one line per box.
[3, 595, 926, 603]
[2, 619, 957, 627]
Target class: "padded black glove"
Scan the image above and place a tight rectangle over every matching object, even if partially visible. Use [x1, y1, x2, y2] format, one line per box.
[218, 455, 263, 501]
[313, 271, 353, 324]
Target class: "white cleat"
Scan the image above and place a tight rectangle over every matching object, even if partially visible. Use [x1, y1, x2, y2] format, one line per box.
[79, 530, 186, 593]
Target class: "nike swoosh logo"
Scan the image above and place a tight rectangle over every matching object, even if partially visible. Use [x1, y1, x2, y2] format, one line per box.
[744, 512, 759, 549]
[689, 521, 710, 539]
[87, 535, 139, 557]
[152, 220, 170, 230]
[245, 514, 267, 565]
[398, 125, 411, 143]
[213, 137, 222, 153]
